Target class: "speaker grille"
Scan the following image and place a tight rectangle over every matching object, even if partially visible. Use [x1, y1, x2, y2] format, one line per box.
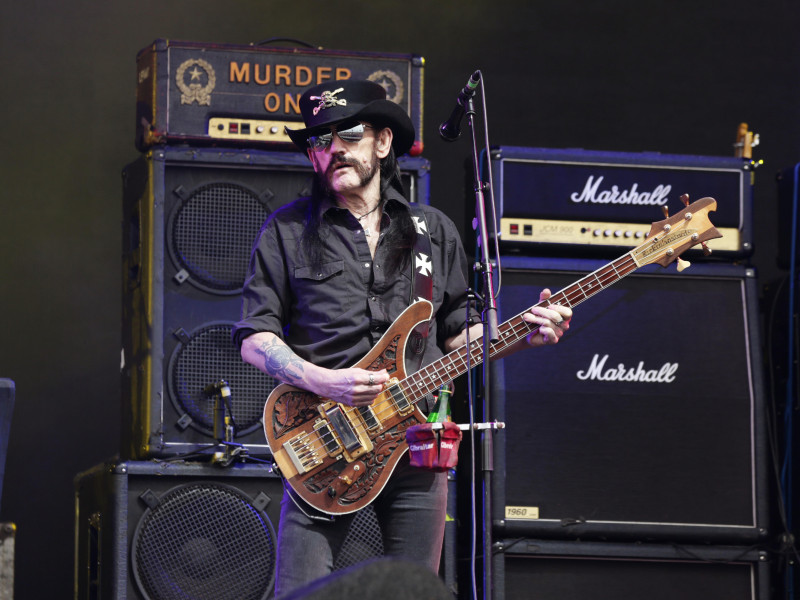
[170, 182, 269, 293]
[132, 482, 276, 600]
[168, 323, 275, 436]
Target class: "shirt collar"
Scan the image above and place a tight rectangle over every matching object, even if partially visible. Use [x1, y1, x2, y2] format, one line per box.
[319, 185, 410, 217]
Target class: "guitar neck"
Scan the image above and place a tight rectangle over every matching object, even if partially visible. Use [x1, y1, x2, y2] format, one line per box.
[400, 251, 640, 403]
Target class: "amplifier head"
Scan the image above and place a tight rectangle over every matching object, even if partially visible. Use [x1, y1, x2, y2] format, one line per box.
[488, 146, 752, 257]
[136, 39, 425, 155]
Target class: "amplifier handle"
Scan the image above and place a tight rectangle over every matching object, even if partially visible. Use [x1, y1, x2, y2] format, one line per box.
[254, 37, 319, 49]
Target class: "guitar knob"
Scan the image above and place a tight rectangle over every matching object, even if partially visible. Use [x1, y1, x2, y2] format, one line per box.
[327, 487, 337, 497]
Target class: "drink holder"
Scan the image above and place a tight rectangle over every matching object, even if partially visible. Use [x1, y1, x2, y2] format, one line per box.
[405, 422, 462, 471]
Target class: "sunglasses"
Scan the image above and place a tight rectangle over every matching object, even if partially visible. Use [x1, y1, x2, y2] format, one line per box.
[308, 123, 374, 151]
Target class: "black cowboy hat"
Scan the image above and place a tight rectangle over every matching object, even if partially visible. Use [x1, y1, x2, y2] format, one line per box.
[285, 79, 415, 155]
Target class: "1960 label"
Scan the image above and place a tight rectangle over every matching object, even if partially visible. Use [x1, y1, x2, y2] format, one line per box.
[505, 506, 539, 519]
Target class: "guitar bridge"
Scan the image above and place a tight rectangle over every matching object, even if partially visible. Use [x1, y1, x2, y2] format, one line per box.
[283, 432, 325, 475]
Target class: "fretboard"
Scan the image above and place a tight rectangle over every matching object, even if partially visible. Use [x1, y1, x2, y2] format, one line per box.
[399, 251, 641, 404]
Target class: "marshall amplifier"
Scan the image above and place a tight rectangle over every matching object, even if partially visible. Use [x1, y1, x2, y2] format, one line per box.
[490, 256, 769, 544]
[136, 39, 425, 155]
[488, 146, 753, 256]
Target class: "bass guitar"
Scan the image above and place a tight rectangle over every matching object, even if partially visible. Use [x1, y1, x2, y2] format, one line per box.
[263, 196, 722, 514]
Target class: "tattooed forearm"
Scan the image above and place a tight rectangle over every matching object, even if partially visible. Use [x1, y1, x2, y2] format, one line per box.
[254, 337, 306, 385]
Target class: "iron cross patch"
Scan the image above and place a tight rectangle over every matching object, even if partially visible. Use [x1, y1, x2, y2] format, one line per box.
[415, 252, 432, 277]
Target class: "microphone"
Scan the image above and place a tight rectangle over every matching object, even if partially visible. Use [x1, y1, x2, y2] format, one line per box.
[439, 71, 481, 142]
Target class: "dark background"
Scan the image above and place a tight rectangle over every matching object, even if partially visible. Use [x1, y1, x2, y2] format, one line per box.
[1, 1, 798, 597]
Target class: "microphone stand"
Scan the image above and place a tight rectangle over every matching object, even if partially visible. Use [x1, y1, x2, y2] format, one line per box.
[206, 380, 246, 466]
[464, 88, 499, 600]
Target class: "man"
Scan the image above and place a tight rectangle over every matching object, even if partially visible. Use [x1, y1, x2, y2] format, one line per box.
[234, 79, 571, 596]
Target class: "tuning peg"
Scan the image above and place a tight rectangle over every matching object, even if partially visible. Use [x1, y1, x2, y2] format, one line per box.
[679, 193, 690, 207]
[662, 206, 669, 218]
[701, 242, 712, 256]
[676, 257, 691, 272]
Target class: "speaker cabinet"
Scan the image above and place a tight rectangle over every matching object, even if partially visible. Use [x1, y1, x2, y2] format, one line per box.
[73, 461, 283, 600]
[121, 147, 430, 459]
[491, 256, 769, 543]
[73, 460, 406, 599]
[493, 539, 770, 600]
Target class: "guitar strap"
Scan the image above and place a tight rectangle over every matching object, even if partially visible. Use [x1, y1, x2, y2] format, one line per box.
[407, 204, 433, 374]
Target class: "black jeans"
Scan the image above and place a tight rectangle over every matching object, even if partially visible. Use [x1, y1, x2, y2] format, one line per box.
[274, 455, 448, 597]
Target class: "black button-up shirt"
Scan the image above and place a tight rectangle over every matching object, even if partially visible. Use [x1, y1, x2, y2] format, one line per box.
[233, 188, 474, 374]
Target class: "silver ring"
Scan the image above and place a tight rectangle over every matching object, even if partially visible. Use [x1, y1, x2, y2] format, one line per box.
[368, 373, 375, 386]
[553, 319, 564, 327]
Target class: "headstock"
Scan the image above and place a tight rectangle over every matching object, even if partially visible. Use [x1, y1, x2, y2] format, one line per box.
[734, 122, 759, 159]
[631, 195, 722, 270]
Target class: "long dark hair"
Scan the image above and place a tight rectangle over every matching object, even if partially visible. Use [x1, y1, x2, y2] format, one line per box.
[301, 146, 417, 274]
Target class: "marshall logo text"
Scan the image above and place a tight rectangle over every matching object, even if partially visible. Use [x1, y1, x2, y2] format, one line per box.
[570, 175, 672, 206]
[576, 353, 679, 383]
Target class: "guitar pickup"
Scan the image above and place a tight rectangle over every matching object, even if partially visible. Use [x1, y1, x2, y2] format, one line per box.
[314, 420, 342, 456]
[387, 380, 413, 416]
[357, 405, 380, 432]
[325, 405, 362, 452]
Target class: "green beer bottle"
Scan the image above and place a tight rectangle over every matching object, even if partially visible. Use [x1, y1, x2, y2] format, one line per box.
[427, 384, 452, 423]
